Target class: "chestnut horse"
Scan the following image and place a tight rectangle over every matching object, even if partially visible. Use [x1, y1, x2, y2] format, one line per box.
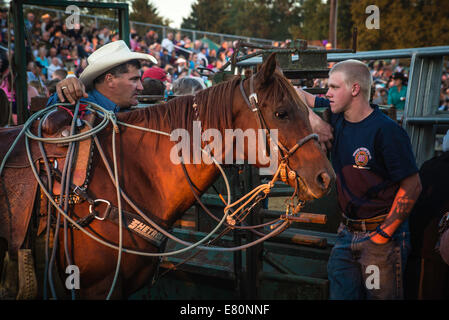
[1, 54, 335, 299]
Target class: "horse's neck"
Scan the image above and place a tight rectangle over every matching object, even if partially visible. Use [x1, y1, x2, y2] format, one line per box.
[94, 118, 221, 228]
[107, 87, 239, 226]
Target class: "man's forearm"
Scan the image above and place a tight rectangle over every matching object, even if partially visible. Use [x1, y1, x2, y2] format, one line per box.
[380, 173, 422, 236]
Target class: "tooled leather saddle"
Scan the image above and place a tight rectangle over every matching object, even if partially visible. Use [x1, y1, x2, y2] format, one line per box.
[0, 107, 95, 255]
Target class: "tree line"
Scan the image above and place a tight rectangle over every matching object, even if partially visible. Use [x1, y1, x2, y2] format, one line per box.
[130, 0, 449, 50]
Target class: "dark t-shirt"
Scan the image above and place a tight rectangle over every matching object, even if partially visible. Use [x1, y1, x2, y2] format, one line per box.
[315, 97, 418, 219]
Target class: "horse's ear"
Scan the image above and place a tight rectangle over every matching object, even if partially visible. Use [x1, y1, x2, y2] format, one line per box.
[254, 53, 277, 87]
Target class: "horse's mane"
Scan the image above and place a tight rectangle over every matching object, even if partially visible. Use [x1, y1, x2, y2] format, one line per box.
[116, 70, 308, 148]
[118, 76, 240, 138]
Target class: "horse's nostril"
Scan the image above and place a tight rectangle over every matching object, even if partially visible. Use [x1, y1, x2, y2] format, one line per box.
[317, 171, 331, 190]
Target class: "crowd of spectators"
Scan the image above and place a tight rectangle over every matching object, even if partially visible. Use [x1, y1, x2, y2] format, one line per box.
[0, 9, 448, 125]
[310, 58, 449, 112]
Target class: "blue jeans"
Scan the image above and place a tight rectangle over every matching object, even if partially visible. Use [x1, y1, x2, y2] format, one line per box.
[327, 219, 411, 300]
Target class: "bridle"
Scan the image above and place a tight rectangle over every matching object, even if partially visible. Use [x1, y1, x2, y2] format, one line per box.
[239, 75, 319, 185]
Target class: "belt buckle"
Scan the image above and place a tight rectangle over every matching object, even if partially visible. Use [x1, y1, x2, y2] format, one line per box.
[343, 215, 356, 231]
[343, 214, 367, 232]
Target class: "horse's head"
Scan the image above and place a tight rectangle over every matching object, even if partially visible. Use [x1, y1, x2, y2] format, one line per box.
[234, 53, 335, 201]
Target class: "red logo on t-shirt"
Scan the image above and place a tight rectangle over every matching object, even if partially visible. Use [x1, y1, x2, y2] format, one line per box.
[353, 147, 371, 169]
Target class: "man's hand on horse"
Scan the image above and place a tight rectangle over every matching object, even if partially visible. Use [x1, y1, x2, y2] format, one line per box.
[56, 77, 88, 105]
[296, 87, 333, 151]
[308, 108, 333, 151]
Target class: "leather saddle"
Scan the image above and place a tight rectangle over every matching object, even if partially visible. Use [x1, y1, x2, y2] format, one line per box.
[0, 108, 95, 254]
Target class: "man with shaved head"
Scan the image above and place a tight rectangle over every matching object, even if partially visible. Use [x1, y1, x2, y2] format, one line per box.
[298, 59, 422, 299]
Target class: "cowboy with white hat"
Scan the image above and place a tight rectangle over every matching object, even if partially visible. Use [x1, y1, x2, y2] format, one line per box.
[48, 40, 157, 112]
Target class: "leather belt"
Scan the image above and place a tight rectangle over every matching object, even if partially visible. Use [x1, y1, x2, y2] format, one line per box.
[341, 213, 387, 232]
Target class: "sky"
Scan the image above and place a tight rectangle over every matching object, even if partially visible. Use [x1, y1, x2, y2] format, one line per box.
[152, 0, 196, 29]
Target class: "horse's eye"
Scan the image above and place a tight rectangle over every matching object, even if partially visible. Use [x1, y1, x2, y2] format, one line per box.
[275, 110, 288, 119]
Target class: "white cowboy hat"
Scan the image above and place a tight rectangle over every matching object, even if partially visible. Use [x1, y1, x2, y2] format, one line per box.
[80, 40, 157, 88]
[176, 57, 187, 64]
